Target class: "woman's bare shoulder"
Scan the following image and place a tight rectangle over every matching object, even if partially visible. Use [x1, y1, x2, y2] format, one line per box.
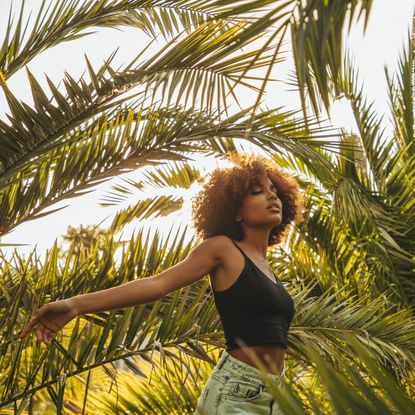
[198, 235, 234, 258]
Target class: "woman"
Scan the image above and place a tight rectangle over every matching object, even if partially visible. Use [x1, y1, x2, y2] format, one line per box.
[19, 152, 305, 414]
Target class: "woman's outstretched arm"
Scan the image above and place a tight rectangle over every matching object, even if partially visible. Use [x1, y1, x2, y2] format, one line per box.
[18, 236, 227, 345]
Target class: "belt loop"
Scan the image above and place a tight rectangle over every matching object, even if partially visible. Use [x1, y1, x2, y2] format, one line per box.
[216, 349, 227, 369]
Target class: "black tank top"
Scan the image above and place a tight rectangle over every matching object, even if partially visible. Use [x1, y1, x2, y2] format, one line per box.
[211, 237, 295, 351]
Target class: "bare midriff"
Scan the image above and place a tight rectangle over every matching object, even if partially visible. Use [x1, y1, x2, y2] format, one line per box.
[228, 344, 286, 376]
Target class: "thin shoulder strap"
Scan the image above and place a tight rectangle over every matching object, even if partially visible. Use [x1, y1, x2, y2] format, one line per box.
[229, 237, 281, 284]
[229, 238, 248, 257]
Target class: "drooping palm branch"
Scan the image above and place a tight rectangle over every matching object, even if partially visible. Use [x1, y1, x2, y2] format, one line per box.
[0, 0, 245, 80]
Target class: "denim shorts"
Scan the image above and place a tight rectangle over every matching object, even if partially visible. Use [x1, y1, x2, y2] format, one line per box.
[194, 350, 286, 415]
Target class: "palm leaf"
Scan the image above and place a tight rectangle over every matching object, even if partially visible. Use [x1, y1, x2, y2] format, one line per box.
[0, 20, 281, 185]
[196, 0, 374, 119]
[385, 32, 414, 151]
[0, 104, 343, 237]
[261, 333, 415, 415]
[0, 0, 241, 80]
[108, 195, 184, 233]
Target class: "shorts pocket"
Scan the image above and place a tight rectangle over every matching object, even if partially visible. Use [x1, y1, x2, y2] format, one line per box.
[221, 377, 265, 402]
[210, 369, 231, 384]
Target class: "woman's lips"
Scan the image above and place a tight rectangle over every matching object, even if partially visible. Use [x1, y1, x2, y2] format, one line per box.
[267, 207, 280, 212]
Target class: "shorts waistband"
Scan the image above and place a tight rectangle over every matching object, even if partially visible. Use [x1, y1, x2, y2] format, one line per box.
[216, 350, 285, 384]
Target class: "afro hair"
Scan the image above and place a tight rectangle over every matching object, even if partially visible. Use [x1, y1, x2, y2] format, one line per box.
[191, 152, 306, 246]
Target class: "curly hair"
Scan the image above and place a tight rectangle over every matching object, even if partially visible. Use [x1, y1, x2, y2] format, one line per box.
[191, 152, 306, 246]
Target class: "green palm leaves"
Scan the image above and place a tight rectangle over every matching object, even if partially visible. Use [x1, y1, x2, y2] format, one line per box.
[1, 0, 415, 413]
[264, 333, 415, 415]
[2, 224, 414, 412]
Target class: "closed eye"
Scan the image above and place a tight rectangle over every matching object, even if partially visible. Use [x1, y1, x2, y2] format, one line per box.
[251, 187, 278, 195]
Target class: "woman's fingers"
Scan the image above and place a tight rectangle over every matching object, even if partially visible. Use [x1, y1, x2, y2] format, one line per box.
[29, 322, 57, 345]
[19, 316, 39, 339]
[36, 325, 47, 345]
[20, 302, 69, 344]
[46, 329, 55, 345]
[42, 327, 49, 344]
[20, 307, 48, 338]
[35, 324, 44, 342]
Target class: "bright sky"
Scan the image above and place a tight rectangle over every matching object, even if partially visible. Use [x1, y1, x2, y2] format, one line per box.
[0, 0, 414, 259]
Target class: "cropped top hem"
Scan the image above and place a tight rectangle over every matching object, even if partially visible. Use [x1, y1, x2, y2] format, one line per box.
[225, 340, 288, 352]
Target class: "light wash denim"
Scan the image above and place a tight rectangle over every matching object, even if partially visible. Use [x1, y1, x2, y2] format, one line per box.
[194, 350, 286, 415]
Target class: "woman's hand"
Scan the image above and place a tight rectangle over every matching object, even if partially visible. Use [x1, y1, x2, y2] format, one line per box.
[19, 299, 79, 346]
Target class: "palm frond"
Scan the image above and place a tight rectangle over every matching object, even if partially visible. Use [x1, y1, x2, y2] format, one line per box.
[291, 0, 373, 119]
[109, 195, 184, 233]
[333, 54, 415, 302]
[0, 105, 202, 235]
[100, 160, 202, 233]
[289, 286, 415, 374]
[335, 53, 395, 187]
[0, 104, 344, 237]
[0, 0, 241, 80]
[385, 32, 414, 152]
[0, 20, 281, 185]
[201, 0, 374, 119]
[140, 160, 201, 189]
[263, 333, 415, 415]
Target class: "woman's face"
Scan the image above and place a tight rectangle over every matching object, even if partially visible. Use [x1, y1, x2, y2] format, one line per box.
[236, 175, 282, 228]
